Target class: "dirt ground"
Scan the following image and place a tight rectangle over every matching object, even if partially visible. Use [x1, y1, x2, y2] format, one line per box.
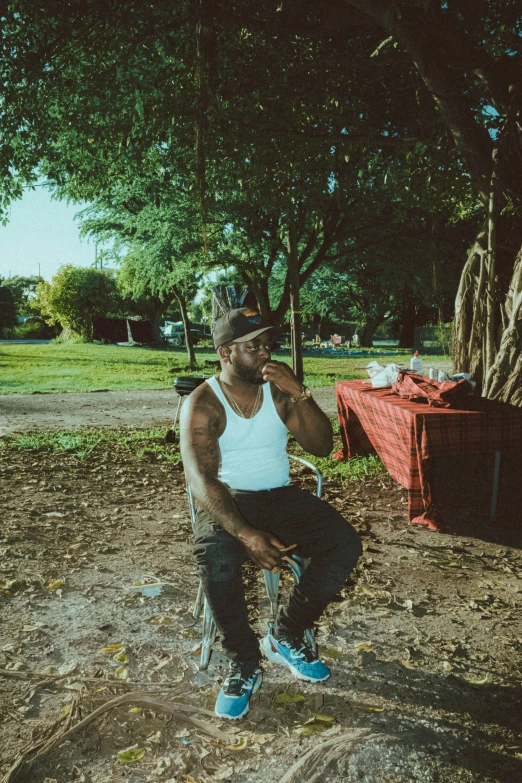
[0, 388, 338, 436]
[1, 391, 521, 783]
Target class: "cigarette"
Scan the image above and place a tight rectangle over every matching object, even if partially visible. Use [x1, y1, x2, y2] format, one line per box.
[279, 543, 298, 552]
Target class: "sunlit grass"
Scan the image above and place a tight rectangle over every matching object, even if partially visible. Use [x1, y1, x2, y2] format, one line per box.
[0, 341, 449, 394]
[2, 423, 382, 479]
[3, 428, 182, 464]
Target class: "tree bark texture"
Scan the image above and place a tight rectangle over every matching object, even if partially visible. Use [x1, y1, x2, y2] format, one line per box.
[288, 216, 304, 382]
[360, 313, 387, 348]
[482, 246, 522, 406]
[175, 287, 197, 368]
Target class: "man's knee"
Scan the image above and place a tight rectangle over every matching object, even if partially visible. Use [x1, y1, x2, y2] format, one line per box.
[327, 517, 362, 572]
[193, 536, 244, 582]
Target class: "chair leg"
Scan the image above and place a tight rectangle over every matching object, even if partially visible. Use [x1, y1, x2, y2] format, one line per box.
[263, 569, 280, 622]
[200, 596, 217, 670]
[192, 580, 204, 620]
[285, 557, 317, 654]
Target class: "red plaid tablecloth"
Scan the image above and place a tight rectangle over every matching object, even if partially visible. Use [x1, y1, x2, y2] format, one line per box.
[333, 380, 522, 530]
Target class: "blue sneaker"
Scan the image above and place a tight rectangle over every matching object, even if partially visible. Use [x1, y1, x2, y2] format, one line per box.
[215, 661, 262, 720]
[261, 631, 330, 683]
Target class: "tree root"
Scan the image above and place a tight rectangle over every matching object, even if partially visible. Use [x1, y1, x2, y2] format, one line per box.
[1, 691, 237, 783]
[0, 667, 186, 690]
[277, 728, 414, 783]
[277, 729, 376, 783]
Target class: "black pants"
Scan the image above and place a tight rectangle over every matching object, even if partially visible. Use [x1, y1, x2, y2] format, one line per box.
[193, 485, 362, 664]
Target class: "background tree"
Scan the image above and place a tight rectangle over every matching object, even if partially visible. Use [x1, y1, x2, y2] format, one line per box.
[1, 276, 44, 317]
[2, 1, 521, 400]
[35, 266, 119, 341]
[0, 281, 17, 337]
[78, 177, 208, 364]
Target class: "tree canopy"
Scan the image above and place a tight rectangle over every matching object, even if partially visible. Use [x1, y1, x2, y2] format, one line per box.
[2, 1, 522, 398]
[35, 266, 119, 340]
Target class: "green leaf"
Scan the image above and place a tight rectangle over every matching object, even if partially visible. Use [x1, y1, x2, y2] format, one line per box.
[274, 692, 306, 704]
[296, 714, 335, 735]
[321, 647, 343, 658]
[118, 748, 145, 762]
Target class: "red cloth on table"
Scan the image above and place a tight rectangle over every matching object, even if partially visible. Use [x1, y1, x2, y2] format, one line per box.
[333, 380, 522, 530]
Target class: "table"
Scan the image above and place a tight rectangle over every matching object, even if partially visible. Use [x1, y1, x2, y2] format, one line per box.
[333, 380, 522, 530]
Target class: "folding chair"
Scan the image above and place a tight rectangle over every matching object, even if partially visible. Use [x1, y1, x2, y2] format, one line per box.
[187, 455, 322, 669]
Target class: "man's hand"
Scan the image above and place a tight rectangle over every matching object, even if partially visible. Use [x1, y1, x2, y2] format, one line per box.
[238, 529, 286, 571]
[260, 361, 302, 397]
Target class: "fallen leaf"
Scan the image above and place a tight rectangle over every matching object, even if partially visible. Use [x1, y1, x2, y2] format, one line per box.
[115, 666, 130, 680]
[321, 647, 343, 658]
[118, 748, 145, 762]
[311, 713, 335, 723]
[359, 705, 384, 712]
[459, 673, 489, 685]
[274, 692, 306, 704]
[221, 737, 248, 751]
[113, 652, 129, 663]
[250, 732, 276, 745]
[398, 659, 416, 670]
[101, 643, 125, 655]
[442, 661, 453, 673]
[60, 704, 72, 717]
[354, 641, 373, 653]
[47, 578, 65, 591]
[296, 714, 335, 735]
[148, 615, 172, 625]
[129, 707, 142, 713]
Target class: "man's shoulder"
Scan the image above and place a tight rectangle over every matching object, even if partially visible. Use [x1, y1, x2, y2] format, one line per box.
[182, 378, 223, 419]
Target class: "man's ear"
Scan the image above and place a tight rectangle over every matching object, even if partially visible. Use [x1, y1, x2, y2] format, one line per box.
[217, 345, 231, 364]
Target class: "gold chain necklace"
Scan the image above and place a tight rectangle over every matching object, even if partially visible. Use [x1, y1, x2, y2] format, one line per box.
[219, 378, 262, 419]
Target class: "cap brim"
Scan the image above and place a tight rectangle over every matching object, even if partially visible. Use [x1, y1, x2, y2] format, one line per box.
[233, 326, 275, 343]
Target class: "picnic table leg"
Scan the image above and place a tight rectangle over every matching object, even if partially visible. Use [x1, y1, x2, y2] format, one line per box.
[490, 451, 501, 518]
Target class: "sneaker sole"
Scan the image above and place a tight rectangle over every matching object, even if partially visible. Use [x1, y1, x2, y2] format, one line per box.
[260, 638, 330, 683]
[214, 673, 262, 720]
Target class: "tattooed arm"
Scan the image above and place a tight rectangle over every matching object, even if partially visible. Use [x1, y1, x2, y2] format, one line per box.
[179, 385, 284, 570]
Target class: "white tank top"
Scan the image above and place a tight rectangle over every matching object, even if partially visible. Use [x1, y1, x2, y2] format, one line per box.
[206, 375, 290, 490]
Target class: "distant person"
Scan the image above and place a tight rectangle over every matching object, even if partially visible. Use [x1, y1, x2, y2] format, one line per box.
[180, 307, 361, 720]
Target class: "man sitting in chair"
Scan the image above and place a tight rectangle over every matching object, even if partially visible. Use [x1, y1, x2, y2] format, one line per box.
[180, 308, 361, 720]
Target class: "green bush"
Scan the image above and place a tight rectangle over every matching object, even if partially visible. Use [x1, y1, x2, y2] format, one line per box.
[6, 320, 56, 339]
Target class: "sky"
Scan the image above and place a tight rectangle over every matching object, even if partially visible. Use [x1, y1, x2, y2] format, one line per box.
[0, 186, 98, 282]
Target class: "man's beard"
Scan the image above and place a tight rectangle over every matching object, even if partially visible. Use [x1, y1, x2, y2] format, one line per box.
[232, 362, 264, 385]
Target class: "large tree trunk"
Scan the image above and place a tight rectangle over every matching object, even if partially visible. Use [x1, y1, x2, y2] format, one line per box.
[482, 246, 522, 405]
[149, 301, 164, 343]
[360, 314, 386, 348]
[288, 216, 304, 381]
[397, 291, 417, 348]
[174, 287, 197, 369]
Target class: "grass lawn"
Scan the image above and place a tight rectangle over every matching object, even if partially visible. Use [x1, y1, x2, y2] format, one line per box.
[0, 341, 447, 394]
[0, 425, 387, 483]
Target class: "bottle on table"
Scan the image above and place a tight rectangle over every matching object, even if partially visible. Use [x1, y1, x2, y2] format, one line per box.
[410, 350, 423, 374]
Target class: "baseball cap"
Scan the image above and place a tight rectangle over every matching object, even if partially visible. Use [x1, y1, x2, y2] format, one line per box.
[213, 307, 274, 349]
